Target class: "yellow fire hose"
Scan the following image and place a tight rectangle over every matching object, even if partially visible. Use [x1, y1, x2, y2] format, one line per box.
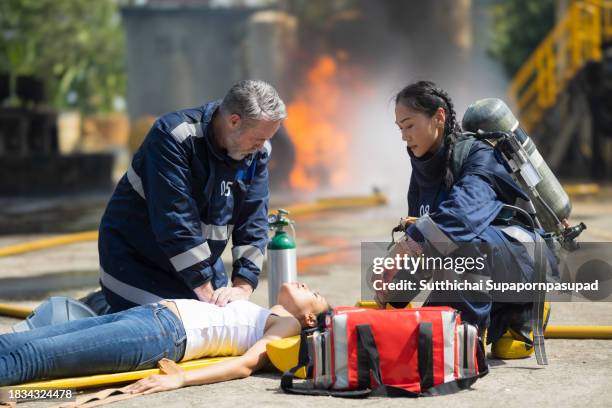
[0, 231, 99, 258]
[562, 183, 600, 196]
[544, 325, 612, 339]
[0, 192, 387, 259]
[0, 304, 32, 319]
[286, 192, 387, 216]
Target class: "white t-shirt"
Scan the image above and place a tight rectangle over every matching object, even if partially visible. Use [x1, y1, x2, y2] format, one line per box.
[170, 299, 272, 361]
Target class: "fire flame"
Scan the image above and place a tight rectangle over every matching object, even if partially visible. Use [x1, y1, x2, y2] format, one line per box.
[285, 54, 351, 191]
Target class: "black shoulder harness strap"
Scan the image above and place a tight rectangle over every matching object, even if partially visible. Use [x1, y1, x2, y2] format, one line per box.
[450, 133, 476, 182]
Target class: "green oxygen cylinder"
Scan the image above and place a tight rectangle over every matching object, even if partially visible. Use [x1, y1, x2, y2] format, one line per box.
[267, 209, 297, 307]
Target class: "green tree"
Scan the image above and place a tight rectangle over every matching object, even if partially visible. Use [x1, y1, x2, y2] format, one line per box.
[488, 0, 556, 77]
[0, 0, 126, 113]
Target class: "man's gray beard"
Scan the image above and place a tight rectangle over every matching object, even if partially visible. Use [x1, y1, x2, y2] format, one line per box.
[227, 150, 248, 161]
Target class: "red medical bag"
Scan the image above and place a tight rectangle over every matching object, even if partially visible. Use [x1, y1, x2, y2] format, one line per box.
[281, 306, 487, 398]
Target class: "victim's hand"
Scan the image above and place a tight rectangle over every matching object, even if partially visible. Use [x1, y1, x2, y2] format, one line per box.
[121, 373, 185, 394]
[121, 373, 185, 395]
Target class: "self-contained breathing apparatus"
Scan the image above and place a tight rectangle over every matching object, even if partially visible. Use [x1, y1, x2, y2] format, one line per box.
[461, 98, 586, 250]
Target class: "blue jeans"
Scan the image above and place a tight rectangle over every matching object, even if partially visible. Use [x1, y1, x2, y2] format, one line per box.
[0, 304, 186, 386]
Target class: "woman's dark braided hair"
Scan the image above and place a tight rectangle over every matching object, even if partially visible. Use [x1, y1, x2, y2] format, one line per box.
[395, 81, 462, 188]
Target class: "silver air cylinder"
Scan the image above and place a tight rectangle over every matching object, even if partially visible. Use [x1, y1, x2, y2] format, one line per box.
[267, 247, 297, 307]
[462, 98, 572, 233]
[267, 209, 297, 307]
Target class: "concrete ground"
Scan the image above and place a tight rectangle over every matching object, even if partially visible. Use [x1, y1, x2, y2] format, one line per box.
[0, 196, 611, 407]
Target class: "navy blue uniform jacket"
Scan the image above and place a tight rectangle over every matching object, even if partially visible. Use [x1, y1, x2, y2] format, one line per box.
[405, 135, 553, 330]
[98, 101, 270, 311]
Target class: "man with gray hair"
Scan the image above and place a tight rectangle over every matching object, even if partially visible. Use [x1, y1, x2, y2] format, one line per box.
[95, 80, 286, 313]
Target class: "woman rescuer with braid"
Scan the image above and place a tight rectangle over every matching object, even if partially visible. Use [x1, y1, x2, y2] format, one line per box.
[379, 80, 556, 359]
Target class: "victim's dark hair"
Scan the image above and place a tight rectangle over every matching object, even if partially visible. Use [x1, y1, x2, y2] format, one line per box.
[299, 306, 333, 335]
[316, 306, 333, 328]
[395, 80, 462, 188]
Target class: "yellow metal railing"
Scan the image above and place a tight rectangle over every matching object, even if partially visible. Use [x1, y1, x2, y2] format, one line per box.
[508, 0, 612, 131]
